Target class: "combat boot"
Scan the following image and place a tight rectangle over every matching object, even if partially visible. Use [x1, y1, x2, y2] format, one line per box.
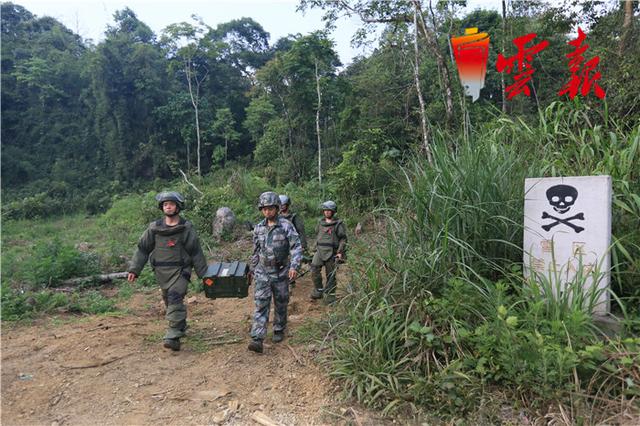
[163, 338, 181, 351]
[272, 331, 284, 343]
[248, 338, 264, 353]
[310, 288, 323, 299]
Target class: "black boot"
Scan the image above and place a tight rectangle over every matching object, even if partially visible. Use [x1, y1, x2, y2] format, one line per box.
[163, 338, 181, 351]
[248, 338, 263, 353]
[310, 288, 323, 299]
[272, 331, 284, 343]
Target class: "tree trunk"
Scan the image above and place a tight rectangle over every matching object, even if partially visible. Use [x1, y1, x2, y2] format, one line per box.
[225, 136, 228, 165]
[185, 60, 202, 176]
[315, 60, 323, 186]
[620, 0, 634, 53]
[186, 137, 191, 171]
[414, 0, 454, 127]
[195, 103, 201, 176]
[501, 0, 508, 113]
[276, 93, 292, 159]
[413, 4, 433, 164]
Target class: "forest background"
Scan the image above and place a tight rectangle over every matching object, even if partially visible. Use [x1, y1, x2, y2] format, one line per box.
[2, 0, 639, 422]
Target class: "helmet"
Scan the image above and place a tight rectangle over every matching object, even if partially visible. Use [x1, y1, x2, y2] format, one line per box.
[279, 195, 291, 206]
[320, 200, 337, 212]
[258, 191, 281, 209]
[156, 191, 185, 210]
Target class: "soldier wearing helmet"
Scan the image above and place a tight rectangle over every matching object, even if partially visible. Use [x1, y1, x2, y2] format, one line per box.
[278, 195, 307, 252]
[248, 191, 303, 353]
[127, 191, 208, 352]
[310, 200, 347, 304]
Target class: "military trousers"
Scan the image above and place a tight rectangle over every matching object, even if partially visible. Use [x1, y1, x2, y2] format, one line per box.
[250, 273, 290, 341]
[311, 257, 338, 296]
[161, 276, 189, 340]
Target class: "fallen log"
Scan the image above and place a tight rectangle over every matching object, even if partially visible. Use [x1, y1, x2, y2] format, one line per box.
[59, 272, 128, 286]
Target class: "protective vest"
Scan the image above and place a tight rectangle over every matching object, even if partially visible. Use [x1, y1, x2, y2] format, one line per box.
[316, 219, 342, 249]
[280, 212, 297, 230]
[281, 212, 307, 250]
[313, 219, 346, 264]
[150, 218, 188, 269]
[254, 219, 291, 271]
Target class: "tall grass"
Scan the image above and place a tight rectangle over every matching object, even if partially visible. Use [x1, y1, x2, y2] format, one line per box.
[326, 105, 639, 422]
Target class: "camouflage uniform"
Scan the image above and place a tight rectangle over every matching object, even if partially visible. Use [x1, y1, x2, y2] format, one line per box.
[311, 203, 347, 301]
[250, 216, 302, 341]
[280, 211, 307, 251]
[129, 217, 208, 341]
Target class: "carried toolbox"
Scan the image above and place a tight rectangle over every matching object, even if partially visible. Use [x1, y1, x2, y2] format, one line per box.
[202, 261, 250, 299]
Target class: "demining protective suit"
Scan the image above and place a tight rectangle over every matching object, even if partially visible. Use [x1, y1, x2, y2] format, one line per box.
[129, 192, 207, 342]
[311, 200, 347, 302]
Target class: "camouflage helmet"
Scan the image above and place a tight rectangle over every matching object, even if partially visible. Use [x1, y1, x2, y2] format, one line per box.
[258, 191, 281, 209]
[279, 195, 291, 206]
[156, 191, 185, 210]
[320, 200, 337, 212]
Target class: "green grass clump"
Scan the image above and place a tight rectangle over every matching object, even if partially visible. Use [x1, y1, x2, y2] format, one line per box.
[1, 283, 119, 321]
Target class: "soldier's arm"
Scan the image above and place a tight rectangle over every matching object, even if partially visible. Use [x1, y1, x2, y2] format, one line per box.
[129, 227, 154, 276]
[250, 228, 260, 270]
[312, 221, 320, 252]
[294, 215, 307, 250]
[184, 227, 208, 278]
[336, 222, 348, 255]
[286, 224, 303, 271]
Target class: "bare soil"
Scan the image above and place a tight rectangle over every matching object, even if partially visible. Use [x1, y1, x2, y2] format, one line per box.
[1, 273, 385, 425]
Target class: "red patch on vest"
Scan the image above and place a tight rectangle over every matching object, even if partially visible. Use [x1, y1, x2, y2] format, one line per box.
[325, 228, 332, 234]
[167, 240, 177, 247]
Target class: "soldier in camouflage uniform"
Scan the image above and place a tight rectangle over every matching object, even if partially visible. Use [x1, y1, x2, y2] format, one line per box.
[310, 201, 347, 304]
[279, 194, 307, 288]
[279, 195, 307, 251]
[248, 191, 303, 353]
[128, 191, 208, 351]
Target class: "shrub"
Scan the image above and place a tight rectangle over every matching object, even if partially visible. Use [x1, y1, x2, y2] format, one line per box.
[330, 129, 400, 212]
[25, 239, 101, 287]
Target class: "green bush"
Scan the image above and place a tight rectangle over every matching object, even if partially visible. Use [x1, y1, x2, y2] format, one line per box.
[1, 283, 118, 321]
[84, 188, 114, 215]
[68, 290, 117, 314]
[2, 192, 65, 220]
[330, 129, 400, 212]
[98, 192, 159, 238]
[25, 239, 101, 287]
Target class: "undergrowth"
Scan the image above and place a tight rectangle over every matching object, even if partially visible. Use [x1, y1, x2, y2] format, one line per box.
[324, 105, 639, 423]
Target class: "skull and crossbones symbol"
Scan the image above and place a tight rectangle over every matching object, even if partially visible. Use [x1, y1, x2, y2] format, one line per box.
[541, 184, 585, 233]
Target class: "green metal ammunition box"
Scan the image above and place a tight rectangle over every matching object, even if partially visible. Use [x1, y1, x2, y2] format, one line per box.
[202, 261, 250, 299]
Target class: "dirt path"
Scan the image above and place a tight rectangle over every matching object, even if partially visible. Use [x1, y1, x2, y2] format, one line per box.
[1, 274, 380, 425]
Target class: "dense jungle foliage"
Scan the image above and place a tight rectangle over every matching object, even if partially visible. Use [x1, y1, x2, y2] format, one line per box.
[2, 0, 639, 423]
